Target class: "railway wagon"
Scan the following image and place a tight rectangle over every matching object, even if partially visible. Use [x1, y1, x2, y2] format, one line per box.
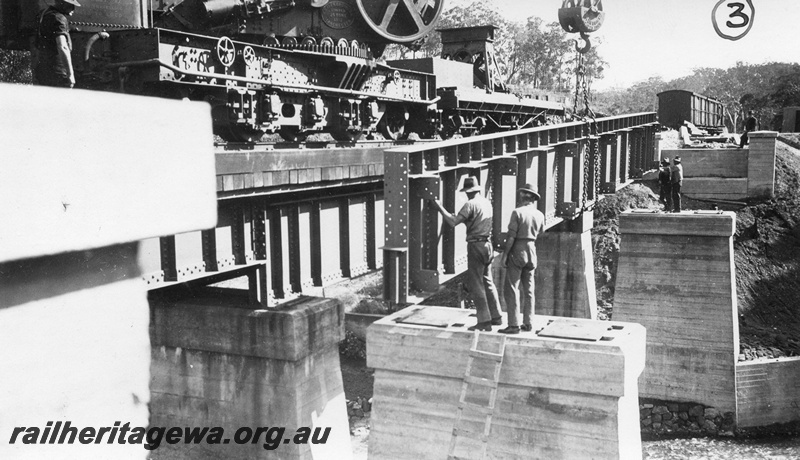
[657, 89, 725, 132]
[0, 1, 564, 142]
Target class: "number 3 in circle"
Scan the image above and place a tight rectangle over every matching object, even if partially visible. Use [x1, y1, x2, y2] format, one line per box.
[712, 0, 755, 41]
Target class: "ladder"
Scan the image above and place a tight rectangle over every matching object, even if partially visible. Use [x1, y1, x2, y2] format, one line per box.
[447, 331, 507, 460]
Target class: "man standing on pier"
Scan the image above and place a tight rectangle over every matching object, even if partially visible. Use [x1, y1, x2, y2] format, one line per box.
[498, 184, 544, 334]
[740, 111, 759, 148]
[671, 156, 684, 212]
[430, 177, 503, 331]
[658, 157, 672, 212]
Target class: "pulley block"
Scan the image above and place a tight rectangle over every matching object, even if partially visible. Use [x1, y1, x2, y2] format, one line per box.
[558, 0, 605, 34]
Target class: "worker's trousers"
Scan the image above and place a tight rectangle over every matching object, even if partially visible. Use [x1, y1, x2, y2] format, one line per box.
[504, 240, 537, 327]
[466, 241, 502, 323]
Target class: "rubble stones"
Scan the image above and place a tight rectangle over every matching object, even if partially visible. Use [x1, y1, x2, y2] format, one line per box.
[639, 399, 735, 437]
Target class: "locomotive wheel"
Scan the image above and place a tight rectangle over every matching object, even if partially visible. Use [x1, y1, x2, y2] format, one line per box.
[355, 0, 444, 43]
[378, 108, 406, 140]
[279, 127, 308, 143]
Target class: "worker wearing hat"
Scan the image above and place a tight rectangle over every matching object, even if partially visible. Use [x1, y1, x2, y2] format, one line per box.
[498, 184, 545, 334]
[671, 156, 683, 212]
[658, 157, 672, 212]
[430, 176, 503, 331]
[34, 0, 81, 88]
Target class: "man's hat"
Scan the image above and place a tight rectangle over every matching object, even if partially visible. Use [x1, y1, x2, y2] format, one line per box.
[57, 0, 82, 7]
[518, 183, 541, 201]
[459, 176, 481, 193]
[673, 156, 682, 164]
[661, 158, 670, 166]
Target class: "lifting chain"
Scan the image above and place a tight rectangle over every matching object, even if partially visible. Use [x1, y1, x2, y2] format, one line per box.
[593, 137, 602, 201]
[582, 140, 591, 208]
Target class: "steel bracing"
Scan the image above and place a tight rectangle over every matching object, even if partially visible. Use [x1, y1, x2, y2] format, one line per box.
[383, 113, 658, 303]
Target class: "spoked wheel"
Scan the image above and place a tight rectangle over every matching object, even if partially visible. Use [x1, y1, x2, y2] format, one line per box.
[378, 107, 407, 140]
[279, 127, 308, 143]
[355, 0, 444, 43]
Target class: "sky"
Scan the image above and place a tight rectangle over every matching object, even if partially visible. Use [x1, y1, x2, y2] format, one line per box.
[449, 0, 800, 90]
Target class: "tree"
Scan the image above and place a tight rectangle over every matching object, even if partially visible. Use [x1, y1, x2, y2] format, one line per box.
[381, 1, 593, 95]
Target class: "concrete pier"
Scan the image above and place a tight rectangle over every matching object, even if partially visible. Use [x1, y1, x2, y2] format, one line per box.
[613, 211, 738, 413]
[535, 214, 598, 319]
[367, 306, 645, 459]
[149, 294, 351, 459]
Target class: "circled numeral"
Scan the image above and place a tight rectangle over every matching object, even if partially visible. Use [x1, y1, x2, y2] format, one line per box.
[712, 0, 755, 41]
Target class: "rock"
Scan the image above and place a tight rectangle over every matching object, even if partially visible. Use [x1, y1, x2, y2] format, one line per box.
[668, 403, 680, 412]
[642, 403, 654, 409]
[653, 405, 669, 415]
[643, 417, 652, 426]
[689, 405, 705, 417]
[652, 414, 662, 423]
[702, 419, 718, 433]
[640, 408, 652, 418]
[662, 412, 673, 421]
[652, 422, 662, 430]
[678, 412, 689, 421]
[704, 407, 720, 419]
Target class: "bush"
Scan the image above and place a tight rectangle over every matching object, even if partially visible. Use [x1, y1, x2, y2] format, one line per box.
[339, 330, 367, 360]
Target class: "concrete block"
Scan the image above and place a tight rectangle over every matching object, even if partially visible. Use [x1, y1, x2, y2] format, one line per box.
[682, 178, 748, 200]
[660, 149, 747, 178]
[149, 295, 351, 460]
[535, 228, 597, 319]
[367, 306, 645, 459]
[151, 294, 345, 361]
[614, 211, 738, 413]
[747, 132, 777, 198]
[0, 84, 217, 262]
[736, 357, 800, 427]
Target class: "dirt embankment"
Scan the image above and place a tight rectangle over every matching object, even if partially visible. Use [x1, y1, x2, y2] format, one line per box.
[734, 138, 800, 359]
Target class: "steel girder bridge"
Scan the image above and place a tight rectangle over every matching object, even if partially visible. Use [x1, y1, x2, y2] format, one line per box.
[140, 113, 658, 306]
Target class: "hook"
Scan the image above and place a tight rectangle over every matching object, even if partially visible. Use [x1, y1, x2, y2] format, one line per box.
[575, 32, 591, 53]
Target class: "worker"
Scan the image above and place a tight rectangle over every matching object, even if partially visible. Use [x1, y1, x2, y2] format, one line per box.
[671, 156, 683, 212]
[430, 177, 503, 331]
[34, 0, 81, 88]
[498, 184, 544, 334]
[739, 111, 759, 148]
[658, 158, 672, 211]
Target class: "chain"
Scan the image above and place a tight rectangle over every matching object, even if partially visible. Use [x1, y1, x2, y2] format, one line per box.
[593, 137, 601, 200]
[582, 141, 590, 207]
